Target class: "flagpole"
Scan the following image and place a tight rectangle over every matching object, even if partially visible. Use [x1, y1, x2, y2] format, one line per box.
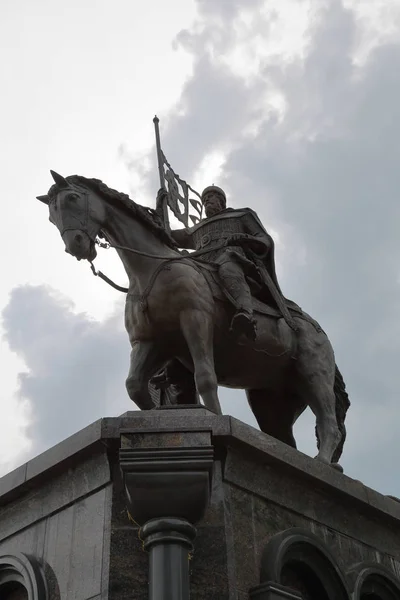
[153, 116, 170, 233]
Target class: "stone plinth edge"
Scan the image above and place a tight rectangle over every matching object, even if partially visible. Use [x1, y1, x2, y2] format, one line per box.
[250, 581, 302, 599]
[1, 411, 400, 531]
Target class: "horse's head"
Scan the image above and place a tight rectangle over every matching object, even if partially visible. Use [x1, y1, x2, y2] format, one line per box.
[37, 171, 106, 262]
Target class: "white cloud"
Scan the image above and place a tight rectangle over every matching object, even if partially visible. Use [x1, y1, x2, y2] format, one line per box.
[0, 0, 198, 472]
[193, 149, 227, 191]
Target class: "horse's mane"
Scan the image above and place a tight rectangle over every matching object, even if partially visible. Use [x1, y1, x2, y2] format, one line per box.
[47, 175, 178, 249]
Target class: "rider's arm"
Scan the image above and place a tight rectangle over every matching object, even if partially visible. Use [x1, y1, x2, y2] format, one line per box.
[241, 213, 271, 255]
[156, 188, 196, 249]
[170, 228, 196, 249]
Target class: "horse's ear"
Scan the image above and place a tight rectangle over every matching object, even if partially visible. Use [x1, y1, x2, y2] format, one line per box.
[50, 170, 70, 188]
[36, 194, 49, 204]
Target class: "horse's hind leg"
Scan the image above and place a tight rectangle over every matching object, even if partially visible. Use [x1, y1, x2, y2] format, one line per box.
[296, 325, 341, 465]
[246, 388, 304, 448]
[310, 384, 340, 465]
[180, 309, 221, 415]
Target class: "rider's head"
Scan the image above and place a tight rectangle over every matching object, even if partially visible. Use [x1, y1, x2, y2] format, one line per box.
[201, 185, 226, 218]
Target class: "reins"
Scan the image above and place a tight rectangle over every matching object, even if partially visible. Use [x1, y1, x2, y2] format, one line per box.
[89, 260, 130, 293]
[89, 238, 225, 294]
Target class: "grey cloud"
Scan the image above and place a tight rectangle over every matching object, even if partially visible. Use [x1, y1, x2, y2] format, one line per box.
[2, 285, 132, 455]
[156, 57, 261, 184]
[134, 0, 400, 493]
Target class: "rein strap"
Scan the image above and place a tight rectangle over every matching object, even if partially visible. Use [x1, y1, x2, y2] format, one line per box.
[89, 262, 129, 293]
[88, 239, 224, 294]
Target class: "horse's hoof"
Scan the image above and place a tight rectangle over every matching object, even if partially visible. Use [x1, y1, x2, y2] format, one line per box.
[331, 462, 343, 473]
[387, 495, 400, 503]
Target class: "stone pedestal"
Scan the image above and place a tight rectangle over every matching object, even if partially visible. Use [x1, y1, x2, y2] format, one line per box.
[119, 423, 213, 600]
[141, 518, 196, 600]
[0, 408, 399, 599]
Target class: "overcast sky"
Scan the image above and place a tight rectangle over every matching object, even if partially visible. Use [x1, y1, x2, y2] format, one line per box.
[1, 0, 400, 496]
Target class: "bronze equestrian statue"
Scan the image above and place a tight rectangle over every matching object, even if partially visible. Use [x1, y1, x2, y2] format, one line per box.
[158, 184, 295, 342]
[37, 171, 350, 467]
[154, 184, 300, 403]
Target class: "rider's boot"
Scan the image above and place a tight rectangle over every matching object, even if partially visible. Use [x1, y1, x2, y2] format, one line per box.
[219, 267, 257, 341]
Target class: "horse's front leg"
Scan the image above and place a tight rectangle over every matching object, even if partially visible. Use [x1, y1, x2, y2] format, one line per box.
[180, 309, 221, 415]
[126, 340, 167, 409]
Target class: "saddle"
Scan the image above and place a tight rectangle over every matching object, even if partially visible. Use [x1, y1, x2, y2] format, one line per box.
[188, 258, 322, 332]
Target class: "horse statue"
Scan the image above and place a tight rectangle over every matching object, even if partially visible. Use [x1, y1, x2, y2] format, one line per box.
[36, 171, 350, 467]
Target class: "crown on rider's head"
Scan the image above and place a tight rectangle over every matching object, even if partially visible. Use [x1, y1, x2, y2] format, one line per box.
[201, 184, 226, 207]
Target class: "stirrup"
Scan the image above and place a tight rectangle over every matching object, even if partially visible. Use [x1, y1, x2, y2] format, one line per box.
[230, 310, 257, 341]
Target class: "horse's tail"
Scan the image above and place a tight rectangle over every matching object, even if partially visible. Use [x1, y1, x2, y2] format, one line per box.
[332, 364, 350, 463]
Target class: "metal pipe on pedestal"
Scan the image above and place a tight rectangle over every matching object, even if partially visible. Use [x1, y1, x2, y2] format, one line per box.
[141, 518, 196, 600]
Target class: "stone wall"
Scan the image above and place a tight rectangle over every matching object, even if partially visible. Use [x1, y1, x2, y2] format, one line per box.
[0, 422, 112, 600]
[0, 409, 399, 599]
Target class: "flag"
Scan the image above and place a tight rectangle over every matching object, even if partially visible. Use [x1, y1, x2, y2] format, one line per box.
[160, 150, 203, 228]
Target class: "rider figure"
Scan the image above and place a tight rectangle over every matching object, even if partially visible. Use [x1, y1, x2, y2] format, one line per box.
[157, 185, 288, 340]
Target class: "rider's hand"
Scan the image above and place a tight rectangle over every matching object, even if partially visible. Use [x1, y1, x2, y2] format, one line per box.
[228, 234, 248, 244]
[156, 188, 168, 205]
[226, 234, 267, 254]
[249, 237, 268, 254]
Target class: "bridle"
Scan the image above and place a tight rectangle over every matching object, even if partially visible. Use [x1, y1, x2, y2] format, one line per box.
[56, 186, 225, 294]
[54, 188, 101, 244]
[50, 184, 225, 294]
